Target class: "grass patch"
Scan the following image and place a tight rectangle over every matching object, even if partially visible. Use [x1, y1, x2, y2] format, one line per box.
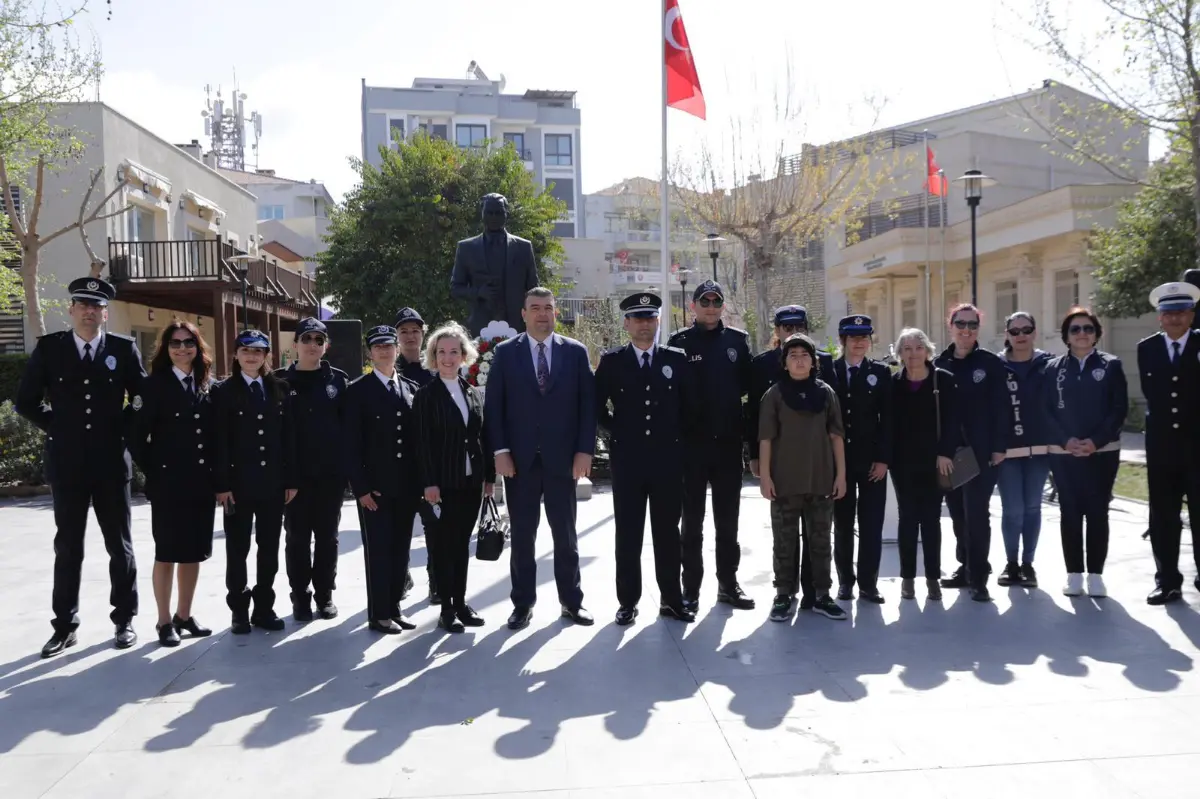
[1114, 462, 1148, 502]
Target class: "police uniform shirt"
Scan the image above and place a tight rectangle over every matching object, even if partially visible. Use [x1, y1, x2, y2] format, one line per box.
[1166, 329, 1191, 362]
[173, 366, 195, 393]
[632, 344, 654, 367]
[73, 331, 103, 360]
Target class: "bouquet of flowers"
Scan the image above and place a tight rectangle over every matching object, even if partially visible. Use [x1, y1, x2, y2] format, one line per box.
[465, 321, 519, 388]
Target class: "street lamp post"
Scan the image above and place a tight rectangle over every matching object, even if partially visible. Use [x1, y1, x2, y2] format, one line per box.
[703, 233, 727, 283]
[677, 268, 694, 330]
[227, 254, 255, 331]
[952, 169, 996, 306]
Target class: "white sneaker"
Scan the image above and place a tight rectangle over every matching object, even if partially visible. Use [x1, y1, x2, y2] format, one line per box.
[1063, 573, 1084, 597]
[1086, 574, 1107, 598]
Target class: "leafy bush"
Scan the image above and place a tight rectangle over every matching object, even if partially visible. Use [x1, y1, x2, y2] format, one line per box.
[0, 352, 28, 404]
[0, 399, 45, 485]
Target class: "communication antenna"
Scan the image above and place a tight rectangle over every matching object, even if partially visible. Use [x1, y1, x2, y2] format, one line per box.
[200, 72, 264, 171]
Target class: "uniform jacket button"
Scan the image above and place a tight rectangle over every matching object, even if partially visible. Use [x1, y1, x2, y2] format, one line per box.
[199, 459, 204, 464]
[260, 460, 267, 466]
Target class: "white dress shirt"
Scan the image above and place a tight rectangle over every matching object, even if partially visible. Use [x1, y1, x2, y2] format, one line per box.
[1072, 349, 1096, 372]
[173, 366, 195, 393]
[372, 368, 398, 392]
[1166, 329, 1191, 362]
[73, 331, 103, 359]
[442, 376, 472, 476]
[528, 333, 553, 374]
[632, 343, 654, 367]
[240, 372, 264, 391]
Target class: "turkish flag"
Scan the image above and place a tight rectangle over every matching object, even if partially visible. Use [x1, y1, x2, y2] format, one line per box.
[924, 145, 947, 197]
[665, 0, 706, 120]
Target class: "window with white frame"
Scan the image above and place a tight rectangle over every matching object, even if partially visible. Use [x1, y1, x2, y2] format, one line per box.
[901, 297, 917, 330]
[1054, 269, 1080, 320]
[995, 279, 1019, 331]
[545, 134, 573, 166]
[389, 118, 405, 145]
[455, 124, 487, 149]
[126, 205, 155, 242]
[258, 205, 285, 221]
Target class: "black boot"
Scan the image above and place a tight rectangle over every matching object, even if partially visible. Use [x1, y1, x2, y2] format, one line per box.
[291, 591, 314, 622]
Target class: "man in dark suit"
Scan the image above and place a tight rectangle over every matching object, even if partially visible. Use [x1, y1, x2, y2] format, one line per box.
[485, 287, 597, 630]
[16, 276, 146, 657]
[829, 315, 893, 603]
[1139, 281, 1200, 605]
[595, 293, 697, 625]
[450, 194, 538, 337]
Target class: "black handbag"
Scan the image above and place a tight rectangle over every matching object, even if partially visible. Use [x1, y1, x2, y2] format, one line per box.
[932, 367, 980, 491]
[475, 495, 508, 561]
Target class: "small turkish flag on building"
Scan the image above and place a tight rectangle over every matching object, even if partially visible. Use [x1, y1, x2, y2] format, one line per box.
[925, 145, 947, 197]
[665, 0, 706, 120]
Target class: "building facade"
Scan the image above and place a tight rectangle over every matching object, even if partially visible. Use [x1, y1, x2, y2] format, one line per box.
[219, 166, 334, 278]
[361, 69, 583, 238]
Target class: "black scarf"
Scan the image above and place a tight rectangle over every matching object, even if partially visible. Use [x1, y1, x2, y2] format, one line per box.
[778, 372, 826, 413]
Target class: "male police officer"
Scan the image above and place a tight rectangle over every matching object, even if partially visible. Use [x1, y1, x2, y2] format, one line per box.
[1139, 281, 1200, 605]
[746, 304, 834, 609]
[669, 279, 754, 612]
[596, 293, 698, 625]
[16, 276, 146, 657]
[830, 315, 893, 603]
[394, 306, 440, 604]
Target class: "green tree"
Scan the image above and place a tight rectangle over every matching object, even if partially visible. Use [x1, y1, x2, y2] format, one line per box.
[318, 135, 566, 330]
[1091, 146, 1195, 317]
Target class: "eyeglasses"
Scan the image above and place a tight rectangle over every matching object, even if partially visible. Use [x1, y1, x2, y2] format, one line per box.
[1006, 326, 1035, 337]
[952, 320, 980, 330]
[168, 338, 197, 349]
[1068, 324, 1097, 335]
[697, 297, 724, 308]
[300, 334, 327, 346]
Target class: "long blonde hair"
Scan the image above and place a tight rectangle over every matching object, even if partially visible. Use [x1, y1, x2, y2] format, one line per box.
[424, 322, 478, 369]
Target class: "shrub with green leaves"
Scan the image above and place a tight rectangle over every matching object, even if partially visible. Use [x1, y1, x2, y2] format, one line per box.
[0, 400, 45, 485]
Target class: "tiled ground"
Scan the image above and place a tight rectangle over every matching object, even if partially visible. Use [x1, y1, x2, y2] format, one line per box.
[1, 483, 1196, 798]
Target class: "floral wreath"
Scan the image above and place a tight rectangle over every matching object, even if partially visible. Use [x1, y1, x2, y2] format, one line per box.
[465, 321, 519, 387]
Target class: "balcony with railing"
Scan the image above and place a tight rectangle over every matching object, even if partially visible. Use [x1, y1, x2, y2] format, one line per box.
[844, 194, 945, 246]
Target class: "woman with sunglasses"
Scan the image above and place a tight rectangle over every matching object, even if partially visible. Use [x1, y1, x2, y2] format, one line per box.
[996, 312, 1053, 589]
[1042, 308, 1128, 598]
[275, 318, 348, 622]
[130, 321, 217, 647]
[934, 304, 1009, 602]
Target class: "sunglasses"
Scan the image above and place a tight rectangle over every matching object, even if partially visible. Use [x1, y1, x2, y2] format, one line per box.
[1006, 326, 1035, 337]
[697, 297, 724, 308]
[299, 334, 327, 346]
[779, 324, 803, 335]
[1068, 324, 1096, 335]
[168, 338, 198, 349]
[952, 319, 980, 330]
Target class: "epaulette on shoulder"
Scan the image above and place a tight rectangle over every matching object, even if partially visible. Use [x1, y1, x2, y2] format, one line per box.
[107, 332, 135, 343]
[1137, 332, 1163, 346]
[662, 344, 686, 357]
[726, 326, 749, 338]
[39, 330, 70, 340]
[601, 346, 624, 357]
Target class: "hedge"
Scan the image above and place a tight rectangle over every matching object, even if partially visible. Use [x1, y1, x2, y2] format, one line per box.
[0, 352, 27, 404]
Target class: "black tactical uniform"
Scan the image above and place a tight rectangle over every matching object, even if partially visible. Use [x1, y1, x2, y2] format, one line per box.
[15, 276, 145, 656]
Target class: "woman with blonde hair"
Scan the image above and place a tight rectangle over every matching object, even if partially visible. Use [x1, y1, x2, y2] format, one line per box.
[413, 323, 496, 632]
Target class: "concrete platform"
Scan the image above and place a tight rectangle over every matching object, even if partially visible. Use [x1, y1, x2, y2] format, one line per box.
[1, 485, 1197, 798]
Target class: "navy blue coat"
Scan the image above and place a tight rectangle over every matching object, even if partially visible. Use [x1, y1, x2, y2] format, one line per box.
[595, 344, 699, 471]
[667, 321, 752, 444]
[998, 350, 1054, 454]
[1042, 350, 1129, 450]
[275, 361, 348, 484]
[933, 343, 1009, 463]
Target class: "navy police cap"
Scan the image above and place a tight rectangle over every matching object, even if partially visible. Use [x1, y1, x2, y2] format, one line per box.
[294, 317, 326, 340]
[620, 293, 662, 318]
[394, 307, 425, 327]
[838, 314, 874, 336]
[692, 280, 724, 301]
[774, 305, 808, 327]
[235, 329, 271, 350]
[68, 276, 116, 306]
[366, 324, 398, 346]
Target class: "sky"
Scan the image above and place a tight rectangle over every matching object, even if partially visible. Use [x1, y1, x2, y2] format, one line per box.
[79, 0, 1112, 203]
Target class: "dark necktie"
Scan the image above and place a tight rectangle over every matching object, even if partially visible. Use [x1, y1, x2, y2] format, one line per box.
[1172, 341, 1182, 364]
[537, 342, 549, 394]
[848, 365, 858, 383]
[641, 351, 651, 369]
[250, 380, 265, 405]
[182, 375, 194, 396]
[82, 342, 92, 364]
[387, 380, 396, 397]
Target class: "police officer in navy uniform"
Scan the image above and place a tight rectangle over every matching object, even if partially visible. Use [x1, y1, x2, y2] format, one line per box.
[829, 315, 893, 603]
[668, 279, 755, 612]
[1139, 282, 1200, 605]
[344, 324, 423, 634]
[746, 304, 833, 609]
[17, 276, 146, 657]
[596, 293, 698, 625]
[276, 317, 348, 622]
[394, 306, 440, 604]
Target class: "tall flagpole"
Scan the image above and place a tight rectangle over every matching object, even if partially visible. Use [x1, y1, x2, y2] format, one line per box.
[660, 0, 672, 340]
[923, 130, 931, 332]
[939, 168, 947, 326]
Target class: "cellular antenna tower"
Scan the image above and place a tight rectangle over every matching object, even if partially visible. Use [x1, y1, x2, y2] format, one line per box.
[200, 76, 263, 171]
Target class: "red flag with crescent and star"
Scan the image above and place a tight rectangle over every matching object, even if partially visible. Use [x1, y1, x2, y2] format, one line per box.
[665, 0, 706, 120]
[924, 145, 947, 197]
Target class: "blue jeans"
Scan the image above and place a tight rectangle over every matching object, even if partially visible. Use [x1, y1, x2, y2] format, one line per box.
[995, 455, 1050, 565]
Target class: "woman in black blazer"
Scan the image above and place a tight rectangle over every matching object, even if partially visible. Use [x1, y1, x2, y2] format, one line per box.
[413, 323, 496, 633]
[130, 321, 217, 647]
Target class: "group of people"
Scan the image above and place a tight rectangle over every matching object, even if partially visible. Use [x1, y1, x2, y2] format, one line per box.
[13, 268, 1200, 658]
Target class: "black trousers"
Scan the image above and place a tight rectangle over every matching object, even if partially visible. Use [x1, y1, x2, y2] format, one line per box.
[892, 473, 944, 580]
[429, 481, 483, 609]
[49, 480, 138, 633]
[612, 460, 684, 609]
[1052, 451, 1119, 574]
[681, 436, 743, 598]
[357, 493, 418, 621]
[945, 463, 998, 588]
[507, 455, 583, 610]
[284, 478, 344, 602]
[1148, 457, 1200, 590]
[833, 466, 887, 590]
[416, 503, 439, 595]
[224, 494, 285, 615]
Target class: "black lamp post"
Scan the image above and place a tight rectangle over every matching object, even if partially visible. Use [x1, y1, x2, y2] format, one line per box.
[227, 254, 254, 331]
[677, 268, 694, 329]
[703, 232, 727, 283]
[953, 169, 996, 305]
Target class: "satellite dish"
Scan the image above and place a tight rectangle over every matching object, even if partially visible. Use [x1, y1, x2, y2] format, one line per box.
[239, 92, 248, 100]
[200, 109, 209, 117]
[498, 73, 506, 92]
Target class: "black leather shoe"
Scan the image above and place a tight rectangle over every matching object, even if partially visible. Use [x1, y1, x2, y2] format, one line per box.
[172, 615, 212, 637]
[231, 613, 252, 635]
[369, 618, 402, 634]
[438, 612, 465, 633]
[561, 605, 595, 625]
[391, 614, 416, 631]
[615, 606, 638, 626]
[429, 592, 443, 606]
[455, 605, 485, 627]
[717, 585, 756, 610]
[315, 599, 338, 620]
[41, 630, 77, 658]
[157, 623, 181, 647]
[859, 587, 885, 604]
[114, 621, 137, 649]
[508, 606, 533, 630]
[1148, 586, 1184, 605]
[970, 586, 993, 603]
[251, 612, 285, 632]
[659, 603, 695, 623]
[941, 568, 969, 589]
[291, 592, 313, 622]
[681, 597, 700, 615]
[836, 585, 854, 601]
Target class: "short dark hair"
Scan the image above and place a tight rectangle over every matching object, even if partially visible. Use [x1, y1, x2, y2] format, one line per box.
[150, 320, 213, 387]
[779, 333, 820, 377]
[948, 302, 982, 326]
[525, 286, 554, 302]
[1002, 311, 1037, 352]
[1060, 306, 1102, 344]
